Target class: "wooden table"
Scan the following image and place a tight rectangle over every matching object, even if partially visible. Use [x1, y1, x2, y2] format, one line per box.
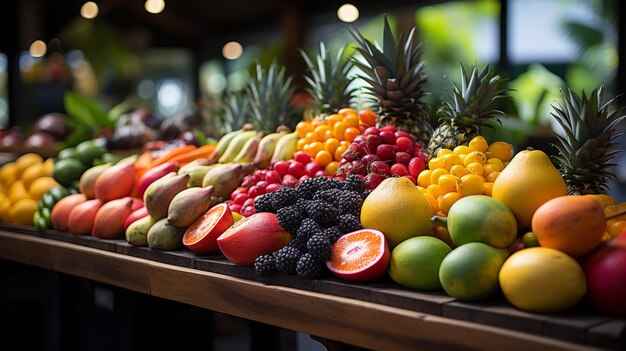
[0, 224, 624, 351]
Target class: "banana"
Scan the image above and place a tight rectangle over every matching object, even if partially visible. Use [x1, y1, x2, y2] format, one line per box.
[232, 135, 261, 163]
[214, 129, 244, 158]
[218, 130, 257, 163]
[253, 131, 287, 169]
[270, 132, 298, 164]
[184, 164, 221, 187]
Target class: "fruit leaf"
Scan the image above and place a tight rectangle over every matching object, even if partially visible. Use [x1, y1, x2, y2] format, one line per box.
[64, 92, 114, 129]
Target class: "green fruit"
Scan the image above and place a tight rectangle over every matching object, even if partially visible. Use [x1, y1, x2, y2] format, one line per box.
[522, 232, 540, 248]
[75, 140, 106, 166]
[434, 195, 517, 249]
[57, 148, 78, 160]
[53, 158, 87, 186]
[40, 207, 52, 227]
[33, 211, 47, 231]
[101, 153, 122, 164]
[42, 193, 56, 210]
[49, 187, 70, 202]
[389, 236, 451, 290]
[439, 242, 509, 301]
[147, 218, 185, 251]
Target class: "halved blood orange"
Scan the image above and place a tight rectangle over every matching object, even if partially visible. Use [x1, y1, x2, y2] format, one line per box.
[326, 229, 390, 282]
[183, 203, 234, 254]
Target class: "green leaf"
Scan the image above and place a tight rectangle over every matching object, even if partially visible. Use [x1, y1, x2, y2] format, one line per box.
[64, 92, 113, 129]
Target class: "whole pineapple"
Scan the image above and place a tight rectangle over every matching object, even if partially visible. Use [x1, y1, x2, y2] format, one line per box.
[247, 61, 297, 132]
[551, 87, 626, 195]
[301, 42, 356, 116]
[348, 17, 432, 145]
[428, 63, 509, 157]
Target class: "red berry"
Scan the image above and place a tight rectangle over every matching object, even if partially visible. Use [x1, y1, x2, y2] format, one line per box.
[379, 125, 397, 133]
[395, 131, 412, 139]
[339, 158, 349, 167]
[252, 173, 263, 182]
[274, 161, 290, 176]
[294, 151, 311, 164]
[241, 206, 256, 217]
[241, 176, 254, 187]
[288, 161, 306, 178]
[265, 170, 281, 184]
[265, 183, 282, 193]
[376, 144, 396, 161]
[361, 154, 380, 165]
[233, 193, 248, 205]
[282, 174, 298, 188]
[351, 160, 367, 175]
[379, 130, 396, 145]
[348, 142, 367, 158]
[403, 175, 417, 184]
[296, 175, 310, 186]
[408, 157, 426, 178]
[305, 162, 323, 177]
[396, 137, 414, 153]
[395, 152, 411, 165]
[247, 186, 260, 200]
[229, 203, 242, 214]
[256, 181, 269, 194]
[364, 126, 380, 136]
[363, 173, 386, 190]
[369, 161, 390, 176]
[314, 170, 328, 178]
[390, 163, 409, 176]
[243, 198, 254, 208]
[365, 135, 382, 154]
[353, 135, 366, 143]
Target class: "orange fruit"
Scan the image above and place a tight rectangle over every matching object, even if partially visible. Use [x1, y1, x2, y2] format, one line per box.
[324, 138, 340, 155]
[311, 118, 327, 127]
[296, 138, 307, 151]
[307, 141, 324, 157]
[334, 145, 347, 161]
[487, 141, 513, 162]
[358, 109, 377, 126]
[296, 121, 313, 139]
[326, 114, 342, 127]
[607, 220, 626, 237]
[304, 132, 317, 144]
[343, 127, 360, 142]
[468, 136, 488, 152]
[325, 161, 339, 176]
[315, 125, 331, 141]
[338, 108, 357, 116]
[333, 121, 347, 140]
[438, 192, 462, 216]
[327, 229, 390, 282]
[343, 114, 359, 128]
[422, 192, 439, 214]
[315, 150, 333, 167]
[339, 140, 351, 148]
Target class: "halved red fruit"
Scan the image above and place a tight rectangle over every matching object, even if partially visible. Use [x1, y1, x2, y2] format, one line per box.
[327, 229, 390, 282]
[183, 203, 234, 254]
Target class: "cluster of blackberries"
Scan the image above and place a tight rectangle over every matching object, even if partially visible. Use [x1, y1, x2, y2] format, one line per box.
[253, 175, 369, 278]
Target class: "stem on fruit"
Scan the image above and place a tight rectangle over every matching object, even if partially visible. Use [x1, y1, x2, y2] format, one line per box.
[606, 210, 626, 220]
[431, 216, 448, 228]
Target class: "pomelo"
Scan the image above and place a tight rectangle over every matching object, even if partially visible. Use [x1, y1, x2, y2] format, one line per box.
[389, 236, 451, 290]
[327, 229, 390, 282]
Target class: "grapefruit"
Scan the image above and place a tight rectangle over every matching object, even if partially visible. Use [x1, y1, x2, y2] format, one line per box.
[499, 247, 586, 312]
[439, 242, 508, 301]
[389, 236, 451, 290]
[183, 203, 234, 254]
[326, 229, 390, 282]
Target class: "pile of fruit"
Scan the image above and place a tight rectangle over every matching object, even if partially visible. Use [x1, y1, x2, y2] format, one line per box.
[1, 16, 626, 320]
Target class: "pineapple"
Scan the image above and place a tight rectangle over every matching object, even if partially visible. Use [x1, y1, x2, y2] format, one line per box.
[428, 63, 509, 157]
[348, 17, 432, 145]
[221, 91, 251, 133]
[551, 87, 625, 195]
[301, 42, 356, 116]
[246, 61, 297, 132]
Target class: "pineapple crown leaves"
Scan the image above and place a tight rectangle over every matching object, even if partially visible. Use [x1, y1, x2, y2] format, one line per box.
[550, 86, 626, 193]
[300, 42, 357, 114]
[347, 16, 428, 111]
[221, 91, 250, 133]
[246, 61, 297, 132]
[437, 63, 511, 129]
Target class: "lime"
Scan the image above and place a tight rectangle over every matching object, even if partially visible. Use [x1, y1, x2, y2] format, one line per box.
[388, 236, 451, 290]
[33, 211, 47, 230]
[75, 140, 106, 166]
[439, 242, 509, 301]
[49, 186, 70, 202]
[52, 158, 87, 186]
[42, 193, 56, 209]
[522, 232, 539, 248]
[57, 148, 78, 160]
[40, 207, 52, 227]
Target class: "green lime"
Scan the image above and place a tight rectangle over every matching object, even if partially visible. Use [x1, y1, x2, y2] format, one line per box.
[40, 207, 52, 227]
[522, 232, 540, 248]
[42, 193, 56, 210]
[33, 211, 47, 231]
[57, 148, 78, 160]
[101, 153, 122, 164]
[49, 187, 70, 202]
[76, 140, 106, 166]
[389, 236, 452, 290]
[53, 158, 87, 186]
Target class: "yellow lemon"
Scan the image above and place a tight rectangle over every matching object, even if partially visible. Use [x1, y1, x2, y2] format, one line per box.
[29, 177, 61, 201]
[21, 162, 47, 189]
[9, 180, 30, 203]
[487, 141, 513, 162]
[15, 153, 43, 174]
[0, 163, 18, 187]
[0, 195, 12, 222]
[468, 136, 488, 152]
[9, 198, 39, 225]
[42, 158, 54, 176]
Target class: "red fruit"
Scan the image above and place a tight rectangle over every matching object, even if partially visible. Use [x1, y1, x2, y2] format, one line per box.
[390, 163, 409, 176]
[339, 158, 349, 167]
[348, 142, 367, 158]
[124, 206, 149, 231]
[413, 143, 426, 157]
[395, 131, 412, 139]
[396, 137, 413, 153]
[282, 174, 298, 188]
[351, 160, 367, 175]
[243, 198, 254, 208]
[379, 130, 396, 145]
[233, 193, 248, 205]
[51, 194, 88, 232]
[364, 173, 386, 190]
[217, 212, 292, 266]
[361, 154, 380, 165]
[265, 170, 281, 184]
[582, 238, 626, 316]
[273, 161, 290, 176]
[369, 161, 390, 176]
[364, 126, 379, 137]
[67, 199, 103, 235]
[315, 170, 328, 177]
[265, 183, 282, 193]
[353, 135, 366, 143]
[296, 175, 310, 186]
[376, 144, 395, 161]
[288, 162, 306, 178]
[241, 176, 254, 188]
[242, 206, 256, 217]
[230, 187, 245, 200]
[620, 232, 626, 239]
[256, 181, 269, 193]
[365, 135, 382, 154]
[294, 151, 311, 164]
[183, 203, 235, 254]
[229, 203, 242, 214]
[395, 152, 411, 165]
[379, 125, 397, 133]
[305, 162, 323, 177]
[408, 157, 426, 178]
[327, 229, 390, 282]
[248, 186, 260, 199]
[403, 175, 417, 184]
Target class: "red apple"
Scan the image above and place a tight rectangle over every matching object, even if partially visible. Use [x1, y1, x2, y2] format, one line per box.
[581, 238, 626, 316]
[217, 212, 292, 266]
[183, 203, 235, 254]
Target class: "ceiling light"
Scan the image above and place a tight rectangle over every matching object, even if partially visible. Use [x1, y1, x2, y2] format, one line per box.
[80, 2, 99, 19]
[337, 4, 359, 23]
[145, 0, 165, 14]
[29, 40, 47, 58]
[222, 41, 243, 60]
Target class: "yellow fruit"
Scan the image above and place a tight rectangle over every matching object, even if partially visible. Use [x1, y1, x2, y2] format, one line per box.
[601, 232, 612, 241]
[492, 149, 567, 228]
[499, 247, 586, 312]
[485, 171, 500, 183]
[450, 165, 469, 178]
[324, 161, 339, 176]
[463, 151, 487, 166]
[332, 121, 347, 140]
[428, 157, 445, 170]
[426, 184, 444, 199]
[438, 192, 462, 216]
[468, 136, 488, 152]
[484, 182, 494, 196]
[585, 194, 617, 208]
[360, 177, 433, 247]
[29, 177, 61, 201]
[442, 154, 462, 170]
[417, 170, 432, 188]
[16, 153, 43, 174]
[0, 195, 11, 222]
[21, 162, 47, 189]
[607, 220, 626, 237]
[42, 158, 54, 176]
[483, 162, 502, 175]
[429, 168, 449, 186]
[422, 192, 439, 214]
[466, 162, 484, 176]
[437, 174, 458, 194]
[9, 180, 30, 203]
[453, 145, 471, 155]
[436, 149, 453, 158]
[456, 174, 485, 197]
[487, 141, 513, 162]
[9, 198, 39, 225]
[0, 163, 18, 186]
[486, 157, 505, 170]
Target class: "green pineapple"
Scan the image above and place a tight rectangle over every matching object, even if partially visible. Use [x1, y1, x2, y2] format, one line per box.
[221, 91, 251, 133]
[348, 17, 432, 145]
[301, 42, 356, 116]
[551, 87, 625, 195]
[428, 63, 509, 157]
[246, 62, 297, 132]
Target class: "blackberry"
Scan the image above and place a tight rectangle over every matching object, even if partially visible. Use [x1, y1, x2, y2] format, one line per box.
[275, 246, 302, 274]
[338, 191, 363, 216]
[296, 218, 322, 242]
[297, 177, 335, 199]
[277, 205, 304, 235]
[313, 188, 343, 206]
[343, 175, 366, 194]
[307, 234, 332, 262]
[254, 194, 275, 213]
[271, 187, 299, 210]
[338, 214, 362, 233]
[254, 254, 277, 277]
[307, 200, 339, 228]
[322, 226, 343, 243]
[288, 234, 308, 252]
[361, 190, 372, 199]
[296, 253, 324, 278]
